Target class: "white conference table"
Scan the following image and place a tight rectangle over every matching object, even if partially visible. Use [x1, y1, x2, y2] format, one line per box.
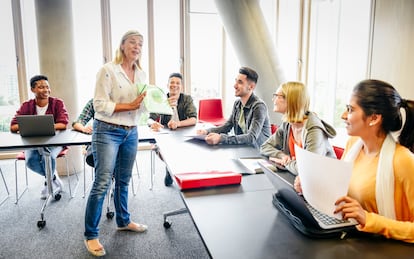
[152, 125, 414, 259]
[0, 126, 158, 228]
[0, 129, 91, 229]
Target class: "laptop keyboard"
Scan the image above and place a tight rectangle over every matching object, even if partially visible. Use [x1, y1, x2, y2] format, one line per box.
[305, 202, 349, 225]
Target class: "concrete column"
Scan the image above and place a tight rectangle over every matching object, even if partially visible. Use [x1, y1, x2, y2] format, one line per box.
[35, 0, 82, 174]
[215, 0, 285, 124]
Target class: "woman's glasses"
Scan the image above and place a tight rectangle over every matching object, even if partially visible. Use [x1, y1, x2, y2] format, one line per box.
[272, 93, 285, 99]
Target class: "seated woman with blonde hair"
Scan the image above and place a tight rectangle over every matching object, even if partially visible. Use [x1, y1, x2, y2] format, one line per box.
[260, 81, 337, 175]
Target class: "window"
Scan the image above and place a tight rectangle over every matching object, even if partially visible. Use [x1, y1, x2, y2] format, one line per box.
[222, 35, 240, 117]
[72, 0, 103, 111]
[261, 0, 301, 80]
[188, 0, 240, 117]
[307, 0, 371, 141]
[188, 0, 222, 100]
[153, 0, 180, 86]
[110, 0, 149, 77]
[21, 1, 40, 91]
[3, 0, 372, 138]
[0, 1, 39, 132]
[0, 1, 18, 132]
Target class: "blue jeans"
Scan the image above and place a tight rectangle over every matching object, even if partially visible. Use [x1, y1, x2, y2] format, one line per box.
[84, 120, 138, 240]
[25, 146, 63, 177]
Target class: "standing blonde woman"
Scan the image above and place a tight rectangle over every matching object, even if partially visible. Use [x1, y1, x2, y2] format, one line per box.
[84, 30, 147, 256]
[260, 81, 336, 175]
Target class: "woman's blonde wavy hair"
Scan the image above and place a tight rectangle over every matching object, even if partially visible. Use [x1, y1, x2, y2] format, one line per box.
[280, 81, 309, 123]
[114, 30, 143, 69]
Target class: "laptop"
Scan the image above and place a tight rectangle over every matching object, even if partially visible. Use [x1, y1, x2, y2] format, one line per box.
[16, 114, 56, 137]
[258, 160, 357, 230]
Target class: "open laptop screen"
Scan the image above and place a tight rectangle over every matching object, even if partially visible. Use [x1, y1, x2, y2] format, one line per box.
[16, 114, 56, 137]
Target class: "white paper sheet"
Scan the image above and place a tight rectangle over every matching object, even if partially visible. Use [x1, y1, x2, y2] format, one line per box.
[295, 145, 353, 219]
[137, 84, 173, 115]
[184, 134, 207, 140]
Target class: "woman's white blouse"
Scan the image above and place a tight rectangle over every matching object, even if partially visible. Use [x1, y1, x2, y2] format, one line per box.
[93, 62, 146, 126]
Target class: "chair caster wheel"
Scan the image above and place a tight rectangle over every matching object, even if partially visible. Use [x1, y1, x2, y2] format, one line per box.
[54, 193, 61, 201]
[37, 220, 46, 229]
[163, 221, 171, 228]
[106, 211, 114, 219]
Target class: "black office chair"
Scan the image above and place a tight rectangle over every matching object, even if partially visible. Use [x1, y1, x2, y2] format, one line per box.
[104, 171, 137, 220]
[162, 165, 188, 228]
[104, 144, 157, 219]
[0, 167, 10, 206]
[82, 145, 139, 198]
[82, 145, 95, 198]
[163, 207, 188, 228]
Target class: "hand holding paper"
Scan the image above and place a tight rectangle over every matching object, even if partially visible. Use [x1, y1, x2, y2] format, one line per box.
[136, 83, 173, 115]
[295, 145, 352, 219]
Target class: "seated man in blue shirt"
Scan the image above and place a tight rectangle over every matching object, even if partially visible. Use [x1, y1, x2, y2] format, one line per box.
[197, 67, 271, 149]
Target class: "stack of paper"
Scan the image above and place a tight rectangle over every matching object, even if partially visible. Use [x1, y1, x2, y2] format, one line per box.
[237, 157, 276, 175]
[295, 145, 353, 219]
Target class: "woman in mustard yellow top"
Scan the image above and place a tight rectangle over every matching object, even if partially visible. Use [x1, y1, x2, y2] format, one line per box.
[335, 79, 414, 243]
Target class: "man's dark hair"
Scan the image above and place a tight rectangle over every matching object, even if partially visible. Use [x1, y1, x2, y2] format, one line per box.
[168, 72, 183, 80]
[30, 75, 48, 88]
[239, 67, 258, 84]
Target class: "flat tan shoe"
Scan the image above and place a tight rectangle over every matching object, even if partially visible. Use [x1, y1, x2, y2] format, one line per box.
[84, 239, 106, 257]
[117, 222, 148, 233]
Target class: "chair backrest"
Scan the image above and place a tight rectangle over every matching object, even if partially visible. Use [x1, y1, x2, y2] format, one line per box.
[198, 99, 224, 120]
[333, 146, 344, 159]
[271, 124, 278, 134]
[198, 99, 226, 126]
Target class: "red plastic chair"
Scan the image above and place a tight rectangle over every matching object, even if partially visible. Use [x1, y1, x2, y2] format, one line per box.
[271, 124, 278, 134]
[333, 146, 344, 159]
[198, 99, 227, 126]
[14, 146, 79, 203]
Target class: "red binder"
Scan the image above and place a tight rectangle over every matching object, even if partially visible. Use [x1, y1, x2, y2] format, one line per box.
[174, 171, 242, 190]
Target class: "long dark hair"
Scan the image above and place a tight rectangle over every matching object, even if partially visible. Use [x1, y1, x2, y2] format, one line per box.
[353, 79, 414, 152]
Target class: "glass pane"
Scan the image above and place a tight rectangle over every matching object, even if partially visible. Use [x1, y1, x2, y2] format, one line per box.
[189, 12, 221, 101]
[223, 39, 240, 117]
[260, 0, 277, 35]
[0, 1, 18, 131]
[260, 0, 300, 80]
[72, 0, 103, 110]
[110, 0, 149, 74]
[308, 0, 371, 131]
[189, 1, 245, 117]
[21, 0, 40, 89]
[190, 0, 216, 13]
[153, 0, 180, 87]
[277, 0, 300, 80]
